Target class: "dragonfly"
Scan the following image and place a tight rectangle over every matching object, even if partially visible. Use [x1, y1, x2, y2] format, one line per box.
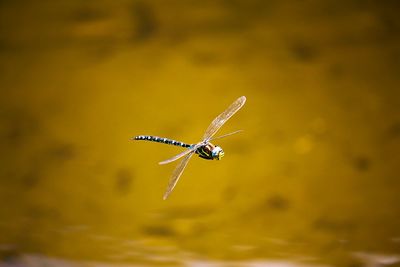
[132, 96, 246, 200]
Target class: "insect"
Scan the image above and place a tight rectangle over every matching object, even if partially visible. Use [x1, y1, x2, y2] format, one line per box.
[132, 96, 246, 200]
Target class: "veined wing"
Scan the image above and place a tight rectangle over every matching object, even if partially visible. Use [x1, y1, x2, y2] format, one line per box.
[163, 152, 194, 200]
[159, 144, 200, 165]
[202, 96, 246, 141]
[209, 130, 243, 141]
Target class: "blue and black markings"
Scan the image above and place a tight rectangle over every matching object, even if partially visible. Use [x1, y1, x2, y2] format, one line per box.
[134, 135, 192, 148]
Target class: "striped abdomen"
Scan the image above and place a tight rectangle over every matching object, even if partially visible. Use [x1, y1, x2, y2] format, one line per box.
[134, 135, 191, 148]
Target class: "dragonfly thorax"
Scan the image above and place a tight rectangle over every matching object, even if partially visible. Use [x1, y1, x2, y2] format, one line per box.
[195, 143, 224, 160]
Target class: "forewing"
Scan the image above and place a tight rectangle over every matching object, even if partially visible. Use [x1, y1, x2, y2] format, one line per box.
[209, 130, 243, 141]
[202, 96, 246, 141]
[163, 152, 194, 200]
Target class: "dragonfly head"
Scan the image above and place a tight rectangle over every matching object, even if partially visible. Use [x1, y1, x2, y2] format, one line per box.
[212, 146, 224, 160]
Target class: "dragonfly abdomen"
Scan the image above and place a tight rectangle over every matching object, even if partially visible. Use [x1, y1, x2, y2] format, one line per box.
[134, 135, 191, 148]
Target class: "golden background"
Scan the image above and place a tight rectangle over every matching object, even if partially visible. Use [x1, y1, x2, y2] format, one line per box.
[0, 1, 399, 266]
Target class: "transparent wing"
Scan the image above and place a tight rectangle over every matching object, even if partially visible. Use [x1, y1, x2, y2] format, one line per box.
[159, 144, 200, 165]
[202, 96, 246, 141]
[163, 152, 194, 200]
[209, 130, 243, 141]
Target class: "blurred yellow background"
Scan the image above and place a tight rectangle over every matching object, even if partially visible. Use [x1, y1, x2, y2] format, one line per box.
[1, 1, 400, 266]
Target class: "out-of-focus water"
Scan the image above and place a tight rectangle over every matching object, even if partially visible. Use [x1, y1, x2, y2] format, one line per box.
[1, 1, 400, 266]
